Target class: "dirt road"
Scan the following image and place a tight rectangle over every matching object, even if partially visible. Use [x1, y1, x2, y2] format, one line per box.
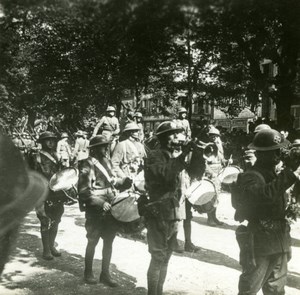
[1, 193, 300, 295]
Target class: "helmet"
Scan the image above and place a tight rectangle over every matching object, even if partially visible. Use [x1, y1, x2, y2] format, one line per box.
[254, 124, 271, 133]
[178, 107, 187, 113]
[248, 129, 285, 151]
[156, 121, 182, 136]
[133, 112, 143, 118]
[88, 135, 110, 148]
[61, 132, 68, 138]
[38, 131, 57, 142]
[0, 134, 48, 262]
[106, 106, 116, 112]
[75, 130, 84, 137]
[123, 122, 140, 132]
[208, 126, 220, 136]
[291, 139, 300, 148]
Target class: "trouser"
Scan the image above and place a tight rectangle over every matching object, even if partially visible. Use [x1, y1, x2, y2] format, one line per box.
[84, 213, 118, 277]
[146, 218, 178, 295]
[183, 200, 193, 243]
[238, 253, 288, 295]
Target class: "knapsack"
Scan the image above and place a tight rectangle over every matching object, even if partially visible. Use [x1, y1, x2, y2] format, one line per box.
[231, 170, 265, 222]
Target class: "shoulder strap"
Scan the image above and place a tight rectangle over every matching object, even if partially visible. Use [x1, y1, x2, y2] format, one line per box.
[91, 157, 113, 184]
[39, 150, 57, 164]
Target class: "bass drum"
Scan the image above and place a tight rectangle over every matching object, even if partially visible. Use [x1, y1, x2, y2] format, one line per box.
[185, 178, 217, 214]
[111, 191, 145, 235]
[218, 165, 242, 192]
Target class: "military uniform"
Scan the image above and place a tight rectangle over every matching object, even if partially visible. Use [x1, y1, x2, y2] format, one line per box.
[92, 116, 120, 140]
[32, 148, 66, 260]
[144, 148, 188, 295]
[56, 138, 72, 167]
[111, 138, 146, 179]
[174, 118, 191, 140]
[72, 136, 89, 162]
[78, 150, 130, 286]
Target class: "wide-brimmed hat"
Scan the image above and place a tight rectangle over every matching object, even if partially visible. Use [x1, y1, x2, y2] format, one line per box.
[254, 124, 271, 134]
[208, 126, 220, 136]
[38, 131, 57, 142]
[123, 122, 140, 133]
[106, 106, 116, 112]
[61, 132, 68, 138]
[0, 134, 48, 237]
[88, 135, 111, 148]
[75, 130, 84, 137]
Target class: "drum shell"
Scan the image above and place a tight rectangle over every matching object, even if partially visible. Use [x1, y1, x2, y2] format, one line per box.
[185, 178, 217, 214]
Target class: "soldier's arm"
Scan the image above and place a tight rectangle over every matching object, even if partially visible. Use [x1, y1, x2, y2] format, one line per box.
[78, 159, 94, 203]
[242, 169, 297, 205]
[111, 143, 126, 178]
[112, 118, 120, 135]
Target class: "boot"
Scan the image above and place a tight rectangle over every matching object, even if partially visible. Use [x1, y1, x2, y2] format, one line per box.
[207, 211, 216, 227]
[183, 219, 199, 252]
[84, 243, 97, 284]
[100, 238, 118, 287]
[147, 259, 162, 295]
[174, 239, 184, 253]
[41, 230, 54, 260]
[49, 225, 61, 257]
[212, 208, 224, 226]
[184, 241, 200, 253]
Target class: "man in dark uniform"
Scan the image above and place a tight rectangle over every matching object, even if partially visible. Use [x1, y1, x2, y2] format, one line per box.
[233, 128, 300, 294]
[31, 131, 66, 260]
[77, 135, 132, 286]
[0, 134, 48, 275]
[143, 121, 193, 295]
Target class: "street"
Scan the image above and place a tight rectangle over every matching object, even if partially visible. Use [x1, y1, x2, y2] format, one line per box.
[1, 193, 300, 295]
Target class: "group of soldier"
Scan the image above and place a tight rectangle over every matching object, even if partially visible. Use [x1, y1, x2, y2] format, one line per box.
[2, 105, 300, 295]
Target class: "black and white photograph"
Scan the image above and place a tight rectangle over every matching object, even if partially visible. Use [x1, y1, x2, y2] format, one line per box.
[0, 0, 300, 294]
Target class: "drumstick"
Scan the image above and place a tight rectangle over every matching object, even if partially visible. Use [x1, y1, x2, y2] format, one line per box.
[227, 154, 232, 167]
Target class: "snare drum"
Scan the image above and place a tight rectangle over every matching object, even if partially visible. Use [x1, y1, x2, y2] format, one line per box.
[218, 165, 242, 192]
[111, 191, 145, 235]
[185, 178, 217, 214]
[111, 191, 140, 223]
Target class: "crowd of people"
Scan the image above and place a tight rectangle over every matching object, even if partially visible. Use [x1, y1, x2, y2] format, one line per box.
[1, 105, 300, 295]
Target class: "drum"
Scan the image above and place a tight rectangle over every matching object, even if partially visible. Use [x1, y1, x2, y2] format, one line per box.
[185, 178, 217, 214]
[134, 171, 146, 193]
[111, 191, 145, 235]
[218, 165, 241, 185]
[111, 191, 140, 223]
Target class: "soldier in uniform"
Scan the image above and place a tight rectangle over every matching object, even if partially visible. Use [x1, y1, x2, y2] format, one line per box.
[174, 107, 191, 140]
[72, 130, 90, 164]
[133, 112, 145, 142]
[56, 132, 72, 167]
[111, 122, 146, 182]
[77, 135, 132, 286]
[0, 134, 48, 275]
[143, 121, 194, 295]
[92, 106, 120, 153]
[233, 129, 300, 295]
[31, 131, 66, 260]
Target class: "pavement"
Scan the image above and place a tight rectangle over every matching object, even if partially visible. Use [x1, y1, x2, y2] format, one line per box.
[1, 192, 300, 295]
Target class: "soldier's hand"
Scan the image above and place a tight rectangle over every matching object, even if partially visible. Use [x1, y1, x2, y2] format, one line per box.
[123, 177, 133, 189]
[103, 202, 111, 212]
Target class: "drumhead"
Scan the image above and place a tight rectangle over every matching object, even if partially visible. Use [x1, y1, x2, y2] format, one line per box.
[218, 166, 241, 184]
[111, 193, 140, 223]
[185, 179, 216, 206]
[49, 168, 79, 191]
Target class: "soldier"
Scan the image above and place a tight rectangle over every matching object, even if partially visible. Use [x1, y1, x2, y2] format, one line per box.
[111, 122, 146, 182]
[205, 126, 232, 226]
[31, 131, 66, 260]
[232, 128, 300, 295]
[77, 135, 132, 286]
[133, 112, 145, 142]
[92, 106, 120, 153]
[143, 121, 194, 295]
[56, 132, 72, 167]
[0, 134, 48, 275]
[174, 107, 191, 140]
[72, 130, 90, 164]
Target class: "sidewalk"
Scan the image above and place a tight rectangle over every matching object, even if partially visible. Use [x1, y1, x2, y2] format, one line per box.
[1, 193, 300, 295]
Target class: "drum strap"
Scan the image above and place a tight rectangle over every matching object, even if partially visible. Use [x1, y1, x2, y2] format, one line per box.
[39, 150, 58, 164]
[91, 157, 114, 186]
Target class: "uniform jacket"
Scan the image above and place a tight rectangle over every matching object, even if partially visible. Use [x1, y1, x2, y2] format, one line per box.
[175, 118, 191, 139]
[77, 156, 125, 214]
[72, 137, 89, 161]
[144, 148, 187, 220]
[111, 138, 146, 178]
[236, 163, 297, 256]
[56, 139, 72, 160]
[32, 150, 65, 202]
[92, 116, 120, 137]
